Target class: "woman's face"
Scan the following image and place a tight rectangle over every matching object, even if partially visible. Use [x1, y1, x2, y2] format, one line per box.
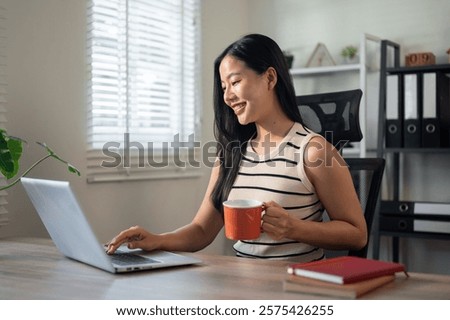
[219, 55, 274, 125]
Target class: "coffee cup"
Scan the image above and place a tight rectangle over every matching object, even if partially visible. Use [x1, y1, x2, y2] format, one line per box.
[223, 199, 263, 240]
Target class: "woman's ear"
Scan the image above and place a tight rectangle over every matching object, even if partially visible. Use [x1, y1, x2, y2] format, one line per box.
[266, 67, 277, 90]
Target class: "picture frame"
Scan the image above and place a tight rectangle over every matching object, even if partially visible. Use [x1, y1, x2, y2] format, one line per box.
[305, 43, 336, 67]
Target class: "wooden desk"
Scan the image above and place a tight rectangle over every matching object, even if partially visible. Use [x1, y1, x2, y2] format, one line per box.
[1, 238, 449, 299]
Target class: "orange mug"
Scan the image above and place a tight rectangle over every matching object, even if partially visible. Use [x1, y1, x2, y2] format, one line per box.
[223, 199, 263, 240]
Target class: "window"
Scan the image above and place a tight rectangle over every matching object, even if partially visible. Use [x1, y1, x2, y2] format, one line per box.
[86, 0, 201, 182]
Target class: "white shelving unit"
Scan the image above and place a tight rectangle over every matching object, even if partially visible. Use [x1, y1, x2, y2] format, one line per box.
[291, 33, 382, 158]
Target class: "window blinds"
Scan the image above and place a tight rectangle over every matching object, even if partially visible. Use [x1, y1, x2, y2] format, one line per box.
[86, 0, 200, 181]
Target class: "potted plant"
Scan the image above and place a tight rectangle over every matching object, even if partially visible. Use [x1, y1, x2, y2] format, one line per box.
[341, 45, 358, 63]
[0, 129, 80, 191]
[283, 51, 294, 69]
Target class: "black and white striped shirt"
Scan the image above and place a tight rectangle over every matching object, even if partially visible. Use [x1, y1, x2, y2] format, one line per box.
[228, 122, 325, 262]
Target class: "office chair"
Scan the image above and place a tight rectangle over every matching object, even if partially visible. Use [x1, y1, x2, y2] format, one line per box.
[296, 89, 363, 151]
[296, 89, 385, 258]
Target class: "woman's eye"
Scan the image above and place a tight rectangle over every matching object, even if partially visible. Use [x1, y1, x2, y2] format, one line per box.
[232, 80, 240, 86]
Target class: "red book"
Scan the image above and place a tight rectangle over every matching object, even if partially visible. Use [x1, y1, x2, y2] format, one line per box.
[283, 274, 395, 299]
[287, 256, 408, 284]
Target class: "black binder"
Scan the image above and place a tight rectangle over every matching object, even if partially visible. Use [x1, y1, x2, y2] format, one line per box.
[380, 200, 450, 217]
[380, 215, 450, 234]
[437, 72, 450, 147]
[403, 74, 421, 147]
[385, 74, 402, 147]
[380, 215, 413, 232]
[380, 200, 414, 215]
[421, 72, 441, 147]
[421, 72, 450, 148]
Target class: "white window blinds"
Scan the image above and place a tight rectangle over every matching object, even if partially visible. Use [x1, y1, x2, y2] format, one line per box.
[86, 0, 201, 181]
[0, 4, 9, 226]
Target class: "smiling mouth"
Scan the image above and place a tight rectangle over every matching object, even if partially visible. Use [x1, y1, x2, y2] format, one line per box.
[232, 103, 246, 115]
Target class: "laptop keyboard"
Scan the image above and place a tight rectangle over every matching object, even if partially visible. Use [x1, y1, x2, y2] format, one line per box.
[111, 252, 159, 266]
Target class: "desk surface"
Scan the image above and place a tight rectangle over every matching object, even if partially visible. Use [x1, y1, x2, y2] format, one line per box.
[1, 238, 449, 300]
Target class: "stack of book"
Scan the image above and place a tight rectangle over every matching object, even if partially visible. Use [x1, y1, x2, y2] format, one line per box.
[283, 256, 408, 299]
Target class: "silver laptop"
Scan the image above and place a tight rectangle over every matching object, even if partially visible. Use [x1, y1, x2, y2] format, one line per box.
[21, 177, 201, 273]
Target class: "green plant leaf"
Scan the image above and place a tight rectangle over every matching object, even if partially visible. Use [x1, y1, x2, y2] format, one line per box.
[0, 132, 14, 174]
[0, 131, 23, 179]
[0, 129, 80, 190]
[68, 163, 81, 176]
[7, 137, 23, 178]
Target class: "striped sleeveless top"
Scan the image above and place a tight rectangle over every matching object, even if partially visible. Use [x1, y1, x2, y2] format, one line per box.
[227, 122, 325, 262]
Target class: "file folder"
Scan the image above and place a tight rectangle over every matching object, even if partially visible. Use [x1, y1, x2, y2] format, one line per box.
[421, 73, 440, 147]
[414, 220, 450, 234]
[437, 72, 450, 147]
[385, 75, 402, 147]
[380, 215, 450, 234]
[403, 74, 421, 147]
[381, 200, 450, 217]
[380, 200, 414, 214]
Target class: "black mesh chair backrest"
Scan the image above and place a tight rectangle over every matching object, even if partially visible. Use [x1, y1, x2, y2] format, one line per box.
[296, 89, 363, 151]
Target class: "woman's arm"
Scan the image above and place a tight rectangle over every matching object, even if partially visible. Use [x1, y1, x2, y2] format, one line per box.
[106, 162, 224, 254]
[261, 136, 367, 251]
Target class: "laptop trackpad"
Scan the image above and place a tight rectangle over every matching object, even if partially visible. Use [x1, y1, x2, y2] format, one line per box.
[110, 251, 161, 266]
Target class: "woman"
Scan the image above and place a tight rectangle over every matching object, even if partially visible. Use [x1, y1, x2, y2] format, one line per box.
[106, 34, 367, 262]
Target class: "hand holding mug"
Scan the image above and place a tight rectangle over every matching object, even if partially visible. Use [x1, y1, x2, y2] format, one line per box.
[261, 201, 293, 241]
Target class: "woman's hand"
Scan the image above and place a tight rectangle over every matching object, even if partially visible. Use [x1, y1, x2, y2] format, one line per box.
[262, 201, 295, 241]
[106, 225, 160, 254]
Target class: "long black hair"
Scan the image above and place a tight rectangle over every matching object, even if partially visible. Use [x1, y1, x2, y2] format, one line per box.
[211, 34, 302, 212]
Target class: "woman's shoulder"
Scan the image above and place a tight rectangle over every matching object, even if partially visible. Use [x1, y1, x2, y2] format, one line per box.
[303, 134, 346, 172]
[289, 122, 323, 146]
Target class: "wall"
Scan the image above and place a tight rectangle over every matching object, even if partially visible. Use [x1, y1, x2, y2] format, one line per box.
[2, 0, 450, 274]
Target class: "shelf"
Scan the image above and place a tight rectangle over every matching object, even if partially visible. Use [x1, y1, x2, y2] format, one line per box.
[374, 40, 450, 263]
[385, 148, 450, 153]
[380, 231, 450, 240]
[290, 33, 382, 159]
[386, 63, 450, 74]
[290, 63, 361, 76]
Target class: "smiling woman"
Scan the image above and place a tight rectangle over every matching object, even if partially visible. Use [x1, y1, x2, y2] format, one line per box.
[106, 33, 366, 263]
[211, 34, 307, 209]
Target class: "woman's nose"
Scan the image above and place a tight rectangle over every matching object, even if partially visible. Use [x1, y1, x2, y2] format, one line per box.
[224, 87, 236, 105]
